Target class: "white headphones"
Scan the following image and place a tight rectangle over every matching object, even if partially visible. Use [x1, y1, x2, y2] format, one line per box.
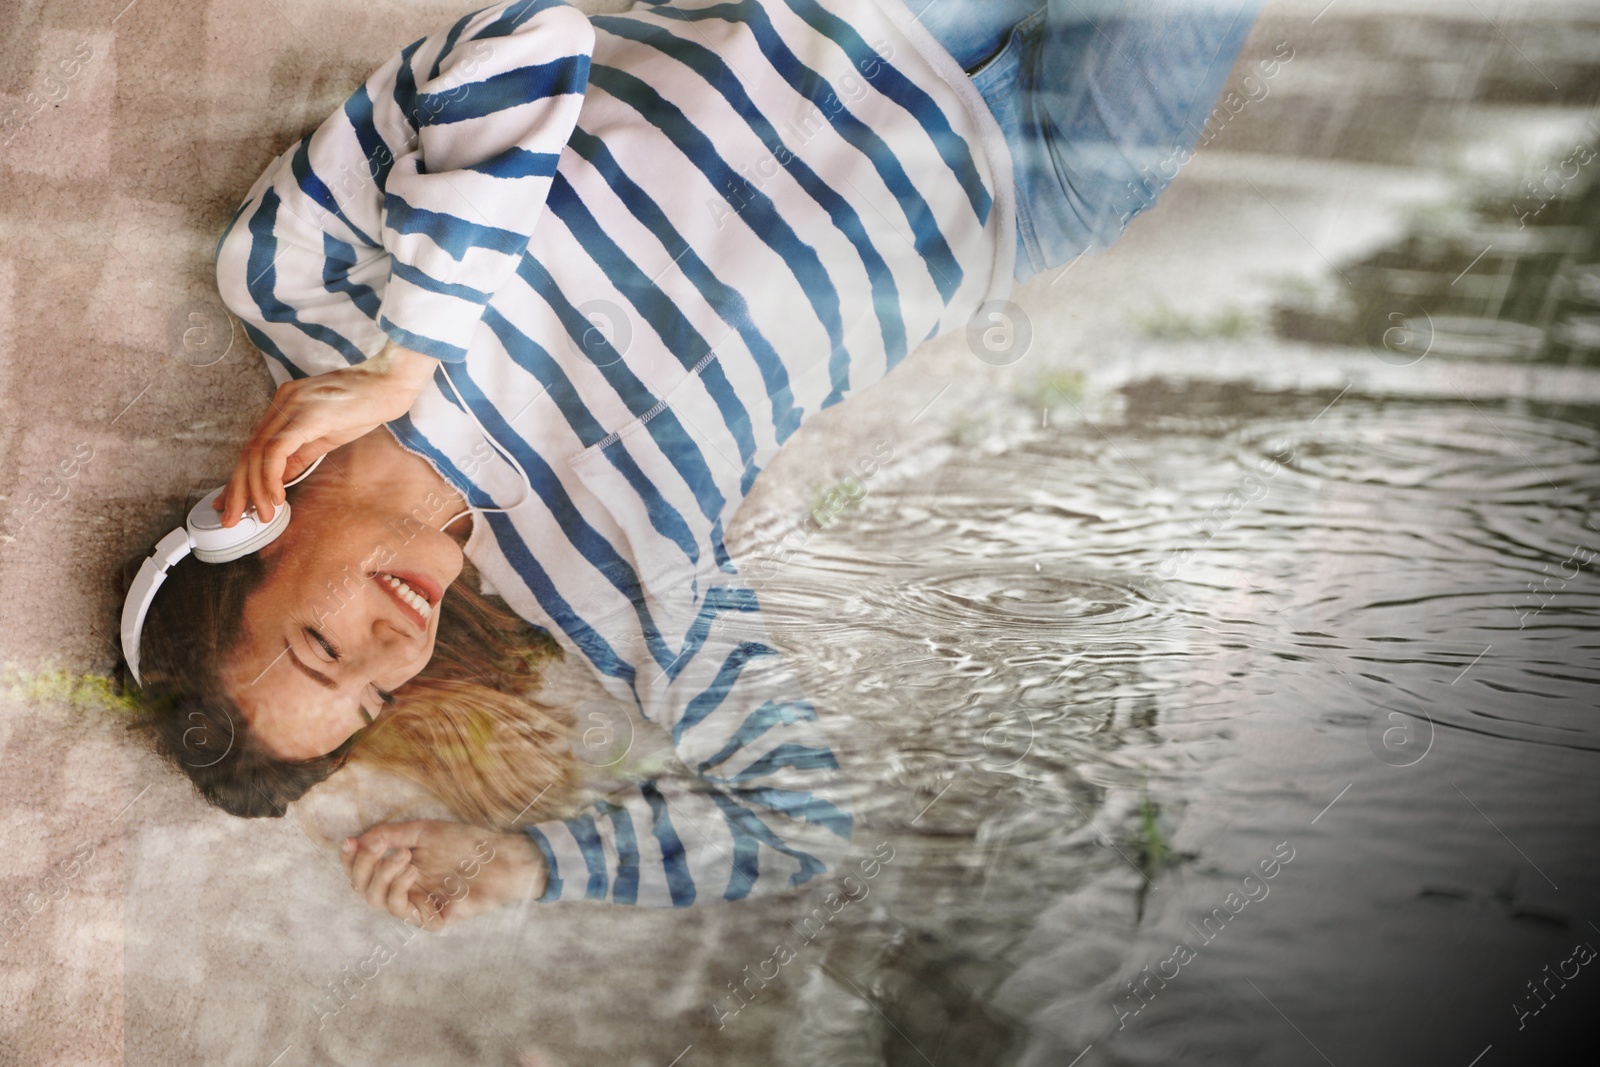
[120, 455, 328, 685]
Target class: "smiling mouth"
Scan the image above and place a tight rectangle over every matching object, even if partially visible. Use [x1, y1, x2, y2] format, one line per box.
[377, 573, 433, 625]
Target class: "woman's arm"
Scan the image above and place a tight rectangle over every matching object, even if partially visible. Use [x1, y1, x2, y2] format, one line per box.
[518, 567, 856, 907]
[213, 0, 594, 378]
[345, 569, 854, 919]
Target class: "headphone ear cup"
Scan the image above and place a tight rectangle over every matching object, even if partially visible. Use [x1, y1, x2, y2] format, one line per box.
[186, 487, 292, 563]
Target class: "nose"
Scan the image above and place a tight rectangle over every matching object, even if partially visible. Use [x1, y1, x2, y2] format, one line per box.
[365, 594, 427, 658]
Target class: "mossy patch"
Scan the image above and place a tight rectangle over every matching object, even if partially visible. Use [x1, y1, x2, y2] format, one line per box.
[1137, 792, 1169, 874]
[1021, 369, 1087, 411]
[0, 665, 135, 715]
[1131, 302, 1256, 341]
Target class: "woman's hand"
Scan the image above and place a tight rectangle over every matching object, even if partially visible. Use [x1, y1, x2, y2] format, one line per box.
[340, 819, 547, 930]
[216, 342, 440, 527]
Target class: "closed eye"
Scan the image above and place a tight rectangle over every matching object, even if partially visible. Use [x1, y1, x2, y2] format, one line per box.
[306, 627, 340, 662]
[301, 626, 397, 729]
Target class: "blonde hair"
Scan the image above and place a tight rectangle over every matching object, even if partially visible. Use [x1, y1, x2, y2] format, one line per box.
[347, 565, 581, 832]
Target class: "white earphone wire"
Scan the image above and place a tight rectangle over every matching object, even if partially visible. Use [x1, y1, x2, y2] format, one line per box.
[435, 364, 535, 524]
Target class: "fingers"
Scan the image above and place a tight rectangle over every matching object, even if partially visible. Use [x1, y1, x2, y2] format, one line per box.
[354, 822, 429, 854]
[220, 384, 299, 526]
[365, 848, 412, 910]
[347, 839, 389, 896]
[340, 832, 431, 922]
[247, 450, 273, 526]
[220, 455, 251, 528]
[245, 409, 301, 525]
[344, 824, 432, 885]
[281, 443, 322, 487]
[386, 865, 421, 919]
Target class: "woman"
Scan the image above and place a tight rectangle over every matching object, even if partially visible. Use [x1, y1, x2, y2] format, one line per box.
[124, 0, 1257, 926]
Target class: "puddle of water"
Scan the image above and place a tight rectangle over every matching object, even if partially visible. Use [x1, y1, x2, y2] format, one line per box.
[744, 373, 1600, 1066]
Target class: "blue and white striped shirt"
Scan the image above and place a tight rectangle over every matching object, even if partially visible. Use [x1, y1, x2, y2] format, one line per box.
[215, 0, 1014, 905]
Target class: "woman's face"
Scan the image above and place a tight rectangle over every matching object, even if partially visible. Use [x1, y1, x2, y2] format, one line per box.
[220, 442, 467, 760]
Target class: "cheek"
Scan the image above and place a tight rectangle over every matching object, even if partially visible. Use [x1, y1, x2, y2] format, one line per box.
[317, 715, 362, 757]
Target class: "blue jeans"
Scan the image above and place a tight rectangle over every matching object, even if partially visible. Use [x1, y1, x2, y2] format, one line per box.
[905, 0, 1261, 281]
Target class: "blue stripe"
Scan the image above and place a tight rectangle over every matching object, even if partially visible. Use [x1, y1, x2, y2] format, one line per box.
[415, 55, 589, 126]
[291, 135, 379, 248]
[445, 364, 692, 676]
[696, 700, 819, 772]
[603, 4, 957, 320]
[382, 196, 529, 260]
[389, 259, 491, 304]
[480, 304, 703, 572]
[782, 0, 992, 225]
[446, 364, 650, 599]
[718, 798, 761, 901]
[516, 252, 730, 531]
[734, 785, 853, 840]
[715, 742, 838, 784]
[523, 825, 565, 902]
[585, 62, 848, 394]
[392, 39, 426, 131]
[342, 85, 398, 191]
[673, 642, 780, 745]
[566, 814, 610, 900]
[377, 316, 469, 363]
[545, 175, 760, 469]
[659, 584, 761, 684]
[707, 791, 827, 895]
[596, 9, 918, 402]
[427, 8, 480, 81]
[563, 124, 805, 443]
[599, 800, 641, 905]
[641, 782, 696, 905]
[739, 461, 763, 497]
[464, 147, 560, 180]
[479, 305, 608, 446]
[384, 413, 499, 508]
[321, 234, 382, 319]
[477, 0, 568, 40]
[484, 511, 640, 689]
[239, 321, 297, 378]
[246, 191, 366, 365]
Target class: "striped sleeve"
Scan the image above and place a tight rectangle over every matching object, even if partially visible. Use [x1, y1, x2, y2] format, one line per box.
[213, 0, 593, 372]
[519, 564, 855, 908]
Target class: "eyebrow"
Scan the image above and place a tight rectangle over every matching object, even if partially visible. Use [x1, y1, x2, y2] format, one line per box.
[284, 643, 338, 691]
[283, 641, 374, 726]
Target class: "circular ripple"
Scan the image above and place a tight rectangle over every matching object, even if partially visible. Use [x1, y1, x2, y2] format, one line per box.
[1237, 404, 1599, 495]
[909, 566, 1156, 626]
